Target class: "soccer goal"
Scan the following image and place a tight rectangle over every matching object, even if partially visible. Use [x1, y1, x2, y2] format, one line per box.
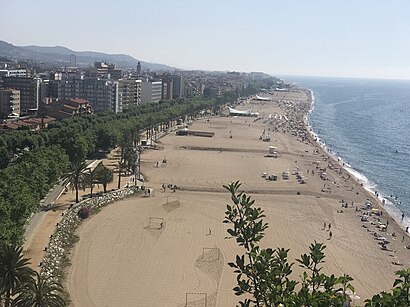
[185, 292, 207, 307]
[166, 195, 180, 206]
[200, 247, 220, 262]
[147, 217, 165, 229]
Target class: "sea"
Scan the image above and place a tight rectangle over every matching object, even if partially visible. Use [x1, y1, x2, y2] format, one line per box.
[284, 76, 410, 229]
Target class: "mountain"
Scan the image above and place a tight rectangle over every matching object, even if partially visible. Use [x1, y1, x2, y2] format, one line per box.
[0, 40, 174, 70]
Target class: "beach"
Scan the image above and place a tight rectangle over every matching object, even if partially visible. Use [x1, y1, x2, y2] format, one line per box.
[67, 90, 410, 306]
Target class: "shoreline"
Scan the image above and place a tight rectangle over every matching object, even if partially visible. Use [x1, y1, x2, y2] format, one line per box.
[302, 86, 410, 233]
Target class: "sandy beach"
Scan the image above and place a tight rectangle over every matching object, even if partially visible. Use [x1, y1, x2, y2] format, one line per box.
[67, 90, 410, 306]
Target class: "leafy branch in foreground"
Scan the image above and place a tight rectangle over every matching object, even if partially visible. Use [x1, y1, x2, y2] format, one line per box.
[223, 181, 353, 307]
[364, 268, 410, 307]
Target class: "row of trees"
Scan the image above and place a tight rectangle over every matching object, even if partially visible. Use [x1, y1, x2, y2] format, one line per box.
[0, 96, 225, 166]
[0, 146, 69, 249]
[0, 90, 242, 250]
[224, 181, 410, 306]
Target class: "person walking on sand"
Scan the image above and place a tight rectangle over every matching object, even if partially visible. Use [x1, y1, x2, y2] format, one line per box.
[402, 213, 405, 221]
[328, 223, 331, 231]
[328, 231, 333, 240]
[323, 222, 326, 230]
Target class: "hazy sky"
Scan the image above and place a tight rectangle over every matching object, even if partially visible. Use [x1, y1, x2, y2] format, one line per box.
[2, 0, 410, 79]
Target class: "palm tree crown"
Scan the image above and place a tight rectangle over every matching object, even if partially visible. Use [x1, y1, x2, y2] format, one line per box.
[12, 271, 65, 307]
[62, 161, 88, 203]
[0, 244, 34, 307]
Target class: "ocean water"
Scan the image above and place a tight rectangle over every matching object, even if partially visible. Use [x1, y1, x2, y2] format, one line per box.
[286, 76, 410, 228]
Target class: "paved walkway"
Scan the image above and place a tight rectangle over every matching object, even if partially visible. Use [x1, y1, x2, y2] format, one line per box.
[22, 153, 136, 270]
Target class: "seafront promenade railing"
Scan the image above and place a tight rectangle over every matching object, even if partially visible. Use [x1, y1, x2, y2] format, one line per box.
[40, 186, 141, 282]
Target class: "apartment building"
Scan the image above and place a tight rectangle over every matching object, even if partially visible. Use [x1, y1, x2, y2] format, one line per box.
[2, 76, 41, 115]
[0, 89, 20, 117]
[141, 80, 162, 104]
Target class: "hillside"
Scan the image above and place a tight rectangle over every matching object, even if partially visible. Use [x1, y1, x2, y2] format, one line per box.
[0, 40, 174, 70]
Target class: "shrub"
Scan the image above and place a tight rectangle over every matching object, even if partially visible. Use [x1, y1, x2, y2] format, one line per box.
[78, 207, 91, 219]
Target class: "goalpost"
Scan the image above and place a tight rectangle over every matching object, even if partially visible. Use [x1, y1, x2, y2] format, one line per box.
[147, 217, 165, 229]
[166, 195, 180, 205]
[199, 247, 220, 262]
[185, 292, 207, 307]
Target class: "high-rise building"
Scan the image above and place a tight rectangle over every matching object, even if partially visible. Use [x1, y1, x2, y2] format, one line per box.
[70, 54, 77, 67]
[0, 89, 20, 118]
[161, 77, 173, 100]
[137, 61, 141, 77]
[55, 77, 119, 113]
[2, 77, 41, 115]
[82, 78, 119, 113]
[171, 75, 184, 99]
[141, 81, 162, 104]
[118, 78, 142, 111]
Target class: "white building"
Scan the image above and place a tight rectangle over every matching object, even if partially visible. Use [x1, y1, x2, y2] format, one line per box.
[141, 81, 162, 104]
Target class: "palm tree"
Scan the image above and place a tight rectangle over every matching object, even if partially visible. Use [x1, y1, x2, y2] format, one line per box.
[117, 161, 126, 189]
[62, 161, 88, 203]
[95, 165, 113, 193]
[0, 245, 34, 307]
[12, 271, 65, 307]
[84, 167, 99, 198]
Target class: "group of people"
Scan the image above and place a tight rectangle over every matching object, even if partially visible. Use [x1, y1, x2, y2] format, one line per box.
[162, 183, 177, 192]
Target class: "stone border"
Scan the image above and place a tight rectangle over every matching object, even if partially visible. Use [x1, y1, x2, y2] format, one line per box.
[40, 186, 141, 283]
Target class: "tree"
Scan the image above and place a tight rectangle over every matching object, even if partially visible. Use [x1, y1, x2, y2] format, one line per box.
[84, 167, 99, 198]
[117, 161, 126, 189]
[95, 124, 119, 152]
[95, 165, 113, 193]
[0, 245, 34, 307]
[365, 268, 410, 307]
[223, 181, 354, 306]
[57, 134, 89, 163]
[0, 146, 11, 169]
[11, 271, 65, 307]
[62, 161, 88, 203]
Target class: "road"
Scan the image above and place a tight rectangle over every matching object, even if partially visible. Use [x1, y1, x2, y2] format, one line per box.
[23, 181, 66, 250]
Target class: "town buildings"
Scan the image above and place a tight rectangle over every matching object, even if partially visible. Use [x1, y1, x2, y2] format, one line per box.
[0, 56, 272, 121]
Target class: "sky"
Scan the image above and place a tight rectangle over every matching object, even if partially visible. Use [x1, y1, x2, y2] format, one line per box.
[2, 0, 410, 79]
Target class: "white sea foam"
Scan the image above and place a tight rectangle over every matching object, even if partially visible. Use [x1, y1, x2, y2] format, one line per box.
[306, 88, 410, 230]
